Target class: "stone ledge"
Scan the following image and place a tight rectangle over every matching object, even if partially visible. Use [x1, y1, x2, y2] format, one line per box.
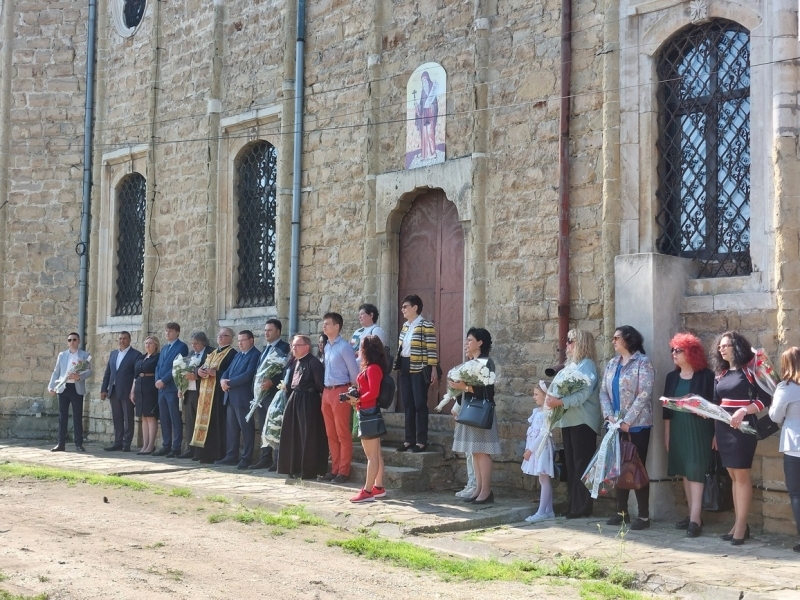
[682, 292, 775, 314]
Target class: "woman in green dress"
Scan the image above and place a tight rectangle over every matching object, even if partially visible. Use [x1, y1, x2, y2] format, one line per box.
[663, 332, 715, 537]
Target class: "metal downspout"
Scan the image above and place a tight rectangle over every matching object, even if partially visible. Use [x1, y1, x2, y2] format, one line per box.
[288, 0, 305, 336]
[77, 0, 98, 347]
[556, 0, 572, 365]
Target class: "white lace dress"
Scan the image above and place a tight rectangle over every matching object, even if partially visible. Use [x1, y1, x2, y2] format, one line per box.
[521, 407, 554, 477]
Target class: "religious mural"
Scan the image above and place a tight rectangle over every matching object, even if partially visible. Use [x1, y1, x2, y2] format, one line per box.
[405, 63, 446, 169]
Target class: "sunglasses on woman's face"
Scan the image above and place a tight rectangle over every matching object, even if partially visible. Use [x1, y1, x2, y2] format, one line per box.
[670, 348, 684, 354]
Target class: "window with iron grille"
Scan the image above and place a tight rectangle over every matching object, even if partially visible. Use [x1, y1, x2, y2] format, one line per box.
[114, 173, 146, 316]
[123, 0, 146, 29]
[656, 20, 751, 278]
[235, 141, 278, 308]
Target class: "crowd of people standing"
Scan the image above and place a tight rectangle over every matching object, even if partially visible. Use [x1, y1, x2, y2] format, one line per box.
[47, 308, 800, 550]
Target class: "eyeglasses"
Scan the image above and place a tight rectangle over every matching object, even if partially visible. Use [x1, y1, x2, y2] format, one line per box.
[67, 338, 79, 342]
[670, 348, 684, 354]
[566, 339, 575, 344]
[718, 343, 733, 350]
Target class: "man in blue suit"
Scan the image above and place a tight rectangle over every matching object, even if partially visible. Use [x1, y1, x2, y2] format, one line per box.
[216, 330, 260, 469]
[100, 331, 142, 452]
[154, 322, 189, 457]
[249, 318, 291, 470]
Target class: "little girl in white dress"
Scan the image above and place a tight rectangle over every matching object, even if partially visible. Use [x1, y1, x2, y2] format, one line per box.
[522, 381, 555, 522]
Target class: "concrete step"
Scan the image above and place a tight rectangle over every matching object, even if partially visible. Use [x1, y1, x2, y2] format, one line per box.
[348, 461, 428, 492]
[351, 442, 446, 469]
[383, 412, 455, 432]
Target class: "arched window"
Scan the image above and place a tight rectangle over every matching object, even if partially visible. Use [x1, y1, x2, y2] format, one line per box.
[235, 141, 278, 308]
[114, 173, 146, 316]
[655, 20, 751, 277]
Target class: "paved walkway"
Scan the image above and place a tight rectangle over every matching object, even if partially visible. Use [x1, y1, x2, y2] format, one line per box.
[2, 440, 799, 599]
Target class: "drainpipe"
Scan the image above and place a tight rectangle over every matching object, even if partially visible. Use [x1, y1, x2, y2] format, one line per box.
[288, 0, 306, 336]
[77, 0, 98, 348]
[556, 0, 572, 365]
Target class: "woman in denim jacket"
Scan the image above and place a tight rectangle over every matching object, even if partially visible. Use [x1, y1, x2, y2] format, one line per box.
[599, 325, 655, 530]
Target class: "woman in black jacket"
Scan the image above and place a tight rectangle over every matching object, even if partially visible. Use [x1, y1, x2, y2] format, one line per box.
[663, 333, 715, 537]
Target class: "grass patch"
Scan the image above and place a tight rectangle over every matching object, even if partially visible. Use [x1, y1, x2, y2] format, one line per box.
[145, 542, 165, 549]
[0, 463, 158, 492]
[146, 566, 183, 582]
[579, 581, 646, 600]
[328, 535, 641, 593]
[205, 494, 230, 504]
[207, 505, 325, 530]
[169, 487, 192, 498]
[36, 576, 48, 583]
[0, 592, 49, 600]
[0, 574, 6, 582]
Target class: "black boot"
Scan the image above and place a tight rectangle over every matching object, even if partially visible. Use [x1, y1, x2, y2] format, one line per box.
[249, 447, 273, 470]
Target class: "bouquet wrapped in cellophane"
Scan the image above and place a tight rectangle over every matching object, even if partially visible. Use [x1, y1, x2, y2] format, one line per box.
[435, 359, 496, 412]
[53, 355, 92, 394]
[536, 366, 594, 458]
[262, 382, 289, 447]
[660, 394, 757, 435]
[173, 354, 201, 400]
[247, 355, 288, 423]
[581, 421, 621, 499]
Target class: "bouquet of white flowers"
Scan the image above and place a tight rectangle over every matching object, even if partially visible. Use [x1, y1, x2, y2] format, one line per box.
[263, 382, 289, 447]
[581, 421, 622, 499]
[661, 394, 758, 435]
[436, 359, 496, 412]
[536, 366, 594, 457]
[53, 355, 92, 394]
[173, 354, 201, 400]
[247, 355, 288, 423]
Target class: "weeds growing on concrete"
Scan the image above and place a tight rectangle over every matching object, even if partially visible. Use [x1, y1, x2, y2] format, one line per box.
[0, 462, 158, 492]
[170, 487, 192, 498]
[207, 505, 326, 530]
[205, 494, 230, 504]
[0, 591, 49, 600]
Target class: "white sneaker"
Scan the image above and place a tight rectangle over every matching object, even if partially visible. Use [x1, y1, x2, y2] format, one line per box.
[525, 511, 555, 523]
[455, 486, 476, 498]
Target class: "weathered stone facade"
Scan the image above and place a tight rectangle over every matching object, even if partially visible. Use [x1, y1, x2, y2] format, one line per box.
[1, 0, 799, 531]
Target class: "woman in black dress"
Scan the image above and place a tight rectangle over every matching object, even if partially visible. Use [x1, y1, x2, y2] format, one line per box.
[663, 332, 715, 537]
[713, 330, 771, 545]
[132, 336, 160, 455]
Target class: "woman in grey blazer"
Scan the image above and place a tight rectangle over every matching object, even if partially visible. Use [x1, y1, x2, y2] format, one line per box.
[769, 347, 800, 553]
[47, 332, 92, 452]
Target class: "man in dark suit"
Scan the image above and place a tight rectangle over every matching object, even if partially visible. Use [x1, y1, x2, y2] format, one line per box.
[179, 331, 214, 459]
[100, 331, 142, 452]
[154, 322, 189, 458]
[217, 330, 261, 469]
[250, 318, 290, 470]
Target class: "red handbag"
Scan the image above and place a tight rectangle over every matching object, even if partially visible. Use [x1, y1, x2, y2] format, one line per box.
[616, 435, 649, 490]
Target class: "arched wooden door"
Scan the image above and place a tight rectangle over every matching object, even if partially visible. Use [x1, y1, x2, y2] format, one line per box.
[397, 190, 464, 409]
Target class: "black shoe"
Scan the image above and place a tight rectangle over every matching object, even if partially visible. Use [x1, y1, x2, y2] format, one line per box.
[317, 472, 335, 482]
[51, 445, 66, 452]
[165, 450, 178, 458]
[177, 451, 194, 459]
[411, 444, 428, 453]
[472, 491, 494, 505]
[191, 456, 201, 462]
[722, 525, 749, 542]
[214, 458, 238, 466]
[686, 522, 702, 538]
[76, 446, 86, 453]
[152, 447, 170, 457]
[249, 458, 273, 470]
[122, 447, 131, 453]
[396, 443, 412, 453]
[606, 513, 631, 526]
[793, 543, 800, 553]
[104, 445, 123, 452]
[331, 474, 349, 484]
[630, 518, 650, 531]
[675, 516, 690, 530]
[463, 495, 478, 503]
[236, 460, 250, 470]
[266, 463, 278, 472]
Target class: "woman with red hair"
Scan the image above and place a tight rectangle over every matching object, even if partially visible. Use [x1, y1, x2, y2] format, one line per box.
[663, 332, 715, 537]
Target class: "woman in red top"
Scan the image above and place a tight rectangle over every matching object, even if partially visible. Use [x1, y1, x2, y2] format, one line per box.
[346, 335, 387, 503]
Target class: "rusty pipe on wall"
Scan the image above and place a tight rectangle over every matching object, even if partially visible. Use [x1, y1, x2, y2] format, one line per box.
[556, 0, 572, 366]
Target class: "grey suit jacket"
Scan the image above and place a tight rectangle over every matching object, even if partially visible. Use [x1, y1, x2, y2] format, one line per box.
[48, 349, 93, 395]
[101, 347, 143, 400]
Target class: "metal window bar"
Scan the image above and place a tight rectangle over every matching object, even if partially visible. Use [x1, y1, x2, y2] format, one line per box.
[656, 21, 751, 278]
[123, 0, 146, 29]
[114, 173, 146, 316]
[235, 141, 278, 308]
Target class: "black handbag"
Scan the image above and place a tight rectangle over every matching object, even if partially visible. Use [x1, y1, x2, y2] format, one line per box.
[703, 451, 734, 512]
[358, 405, 387, 439]
[455, 397, 494, 429]
[755, 414, 780, 440]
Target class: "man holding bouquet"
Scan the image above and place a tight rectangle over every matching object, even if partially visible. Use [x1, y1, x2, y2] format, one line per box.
[154, 322, 189, 458]
[48, 332, 92, 452]
[250, 319, 290, 470]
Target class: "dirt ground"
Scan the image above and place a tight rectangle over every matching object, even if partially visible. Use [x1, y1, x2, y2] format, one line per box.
[0, 479, 600, 600]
